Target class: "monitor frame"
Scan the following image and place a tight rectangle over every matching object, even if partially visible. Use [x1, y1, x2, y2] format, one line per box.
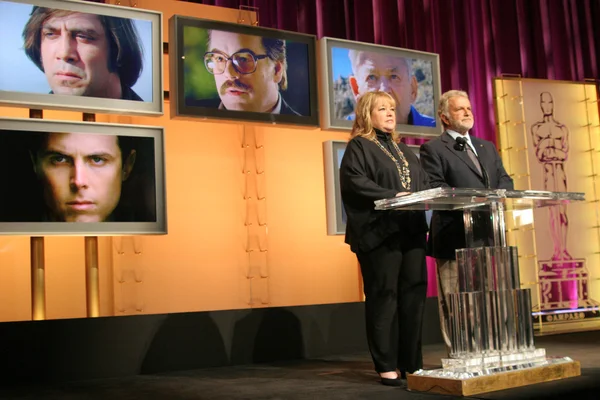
[0, 117, 167, 236]
[323, 139, 421, 236]
[319, 37, 442, 139]
[323, 140, 347, 235]
[169, 15, 320, 127]
[0, 0, 164, 116]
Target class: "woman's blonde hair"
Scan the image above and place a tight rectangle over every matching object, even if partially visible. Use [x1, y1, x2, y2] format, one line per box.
[350, 91, 399, 142]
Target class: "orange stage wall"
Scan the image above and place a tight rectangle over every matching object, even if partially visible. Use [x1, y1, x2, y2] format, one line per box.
[0, 0, 361, 322]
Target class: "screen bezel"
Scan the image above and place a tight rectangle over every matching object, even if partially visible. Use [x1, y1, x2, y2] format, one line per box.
[319, 37, 442, 138]
[0, 117, 167, 236]
[0, 0, 164, 116]
[323, 139, 421, 236]
[169, 15, 319, 127]
[323, 140, 346, 235]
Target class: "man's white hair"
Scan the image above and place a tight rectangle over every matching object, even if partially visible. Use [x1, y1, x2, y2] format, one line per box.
[438, 90, 469, 120]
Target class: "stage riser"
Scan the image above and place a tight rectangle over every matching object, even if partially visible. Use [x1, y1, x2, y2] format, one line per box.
[0, 298, 443, 384]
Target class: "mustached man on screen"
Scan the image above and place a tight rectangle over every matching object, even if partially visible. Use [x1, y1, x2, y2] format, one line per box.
[23, 7, 144, 100]
[203, 30, 300, 115]
[347, 50, 436, 127]
[31, 132, 137, 223]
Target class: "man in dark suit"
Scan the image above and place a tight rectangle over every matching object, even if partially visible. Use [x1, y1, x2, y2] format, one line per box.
[419, 89, 514, 353]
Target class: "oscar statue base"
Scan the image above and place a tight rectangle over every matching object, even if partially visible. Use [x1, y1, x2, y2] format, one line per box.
[407, 358, 581, 396]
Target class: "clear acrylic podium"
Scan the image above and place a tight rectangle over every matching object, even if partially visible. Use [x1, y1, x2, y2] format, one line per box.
[374, 187, 584, 395]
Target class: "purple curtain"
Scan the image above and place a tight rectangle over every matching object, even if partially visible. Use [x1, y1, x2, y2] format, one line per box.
[194, 0, 599, 144]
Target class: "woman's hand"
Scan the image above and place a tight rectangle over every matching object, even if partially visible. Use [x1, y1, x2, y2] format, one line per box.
[395, 192, 411, 197]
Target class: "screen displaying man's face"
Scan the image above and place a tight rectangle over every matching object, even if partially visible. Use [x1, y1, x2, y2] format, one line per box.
[40, 12, 119, 97]
[351, 52, 416, 124]
[208, 30, 281, 112]
[35, 132, 127, 222]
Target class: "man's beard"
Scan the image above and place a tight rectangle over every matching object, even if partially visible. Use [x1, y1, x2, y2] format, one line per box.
[450, 119, 473, 133]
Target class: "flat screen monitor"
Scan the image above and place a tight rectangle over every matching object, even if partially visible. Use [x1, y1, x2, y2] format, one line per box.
[169, 15, 319, 127]
[323, 139, 423, 235]
[323, 140, 347, 235]
[319, 37, 442, 138]
[0, 0, 163, 115]
[0, 117, 167, 235]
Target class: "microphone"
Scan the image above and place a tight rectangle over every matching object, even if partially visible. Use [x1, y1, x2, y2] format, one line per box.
[454, 136, 467, 151]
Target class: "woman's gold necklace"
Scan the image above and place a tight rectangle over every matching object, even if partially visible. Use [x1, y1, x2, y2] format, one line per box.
[369, 135, 411, 190]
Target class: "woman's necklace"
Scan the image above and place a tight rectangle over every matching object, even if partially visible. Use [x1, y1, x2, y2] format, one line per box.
[369, 135, 411, 190]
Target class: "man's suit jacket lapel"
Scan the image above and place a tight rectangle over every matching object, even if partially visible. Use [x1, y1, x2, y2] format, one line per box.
[442, 131, 482, 177]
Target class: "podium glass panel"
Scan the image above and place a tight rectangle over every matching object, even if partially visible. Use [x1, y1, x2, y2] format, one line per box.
[373, 187, 585, 378]
[373, 187, 585, 211]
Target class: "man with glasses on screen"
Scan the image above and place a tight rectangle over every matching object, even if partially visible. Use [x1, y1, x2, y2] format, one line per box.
[347, 50, 435, 127]
[203, 30, 300, 115]
[22, 6, 144, 100]
[30, 132, 137, 223]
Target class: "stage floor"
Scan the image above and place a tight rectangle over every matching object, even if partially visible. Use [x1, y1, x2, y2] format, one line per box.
[1, 330, 598, 399]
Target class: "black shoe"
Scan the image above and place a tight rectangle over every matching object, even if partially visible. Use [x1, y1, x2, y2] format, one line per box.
[380, 377, 406, 387]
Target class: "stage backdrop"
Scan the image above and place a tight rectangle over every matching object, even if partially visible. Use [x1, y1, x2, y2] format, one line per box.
[494, 77, 600, 335]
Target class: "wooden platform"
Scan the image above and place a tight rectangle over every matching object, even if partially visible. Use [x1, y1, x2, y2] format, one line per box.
[407, 360, 581, 396]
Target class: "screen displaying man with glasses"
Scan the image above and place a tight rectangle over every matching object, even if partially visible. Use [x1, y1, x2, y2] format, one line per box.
[184, 28, 309, 115]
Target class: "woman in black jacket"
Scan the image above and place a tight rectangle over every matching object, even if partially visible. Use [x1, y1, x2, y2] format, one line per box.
[339, 91, 429, 386]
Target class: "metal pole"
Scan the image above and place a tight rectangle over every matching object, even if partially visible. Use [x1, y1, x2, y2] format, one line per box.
[85, 236, 100, 317]
[30, 237, 46, 320]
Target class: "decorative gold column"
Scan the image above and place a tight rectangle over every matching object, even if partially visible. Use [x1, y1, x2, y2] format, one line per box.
[85, 236, 100, 317]
[30, 237, 46, 320]
[493, 76, 541, 321]
[242, 125, 270, 307]
[494, 76, 600, 335]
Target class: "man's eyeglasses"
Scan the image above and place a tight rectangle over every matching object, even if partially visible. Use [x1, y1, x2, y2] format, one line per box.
[204, 50, 268, 75]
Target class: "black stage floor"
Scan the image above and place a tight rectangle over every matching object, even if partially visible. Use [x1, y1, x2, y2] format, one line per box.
[1, 330, 598, 399]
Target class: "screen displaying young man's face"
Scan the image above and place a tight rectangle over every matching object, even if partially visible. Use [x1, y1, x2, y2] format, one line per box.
[40, 12, 119, 97]
[35, 132, 132, 222]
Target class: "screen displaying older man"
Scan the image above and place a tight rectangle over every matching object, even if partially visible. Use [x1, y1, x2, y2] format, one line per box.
[0, 1, 153, 101]
[182, 26, 311, 116]
[331, 47, 436, 127]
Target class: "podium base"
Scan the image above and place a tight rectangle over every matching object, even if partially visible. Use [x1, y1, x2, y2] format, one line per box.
[407, 358, 581, 396]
